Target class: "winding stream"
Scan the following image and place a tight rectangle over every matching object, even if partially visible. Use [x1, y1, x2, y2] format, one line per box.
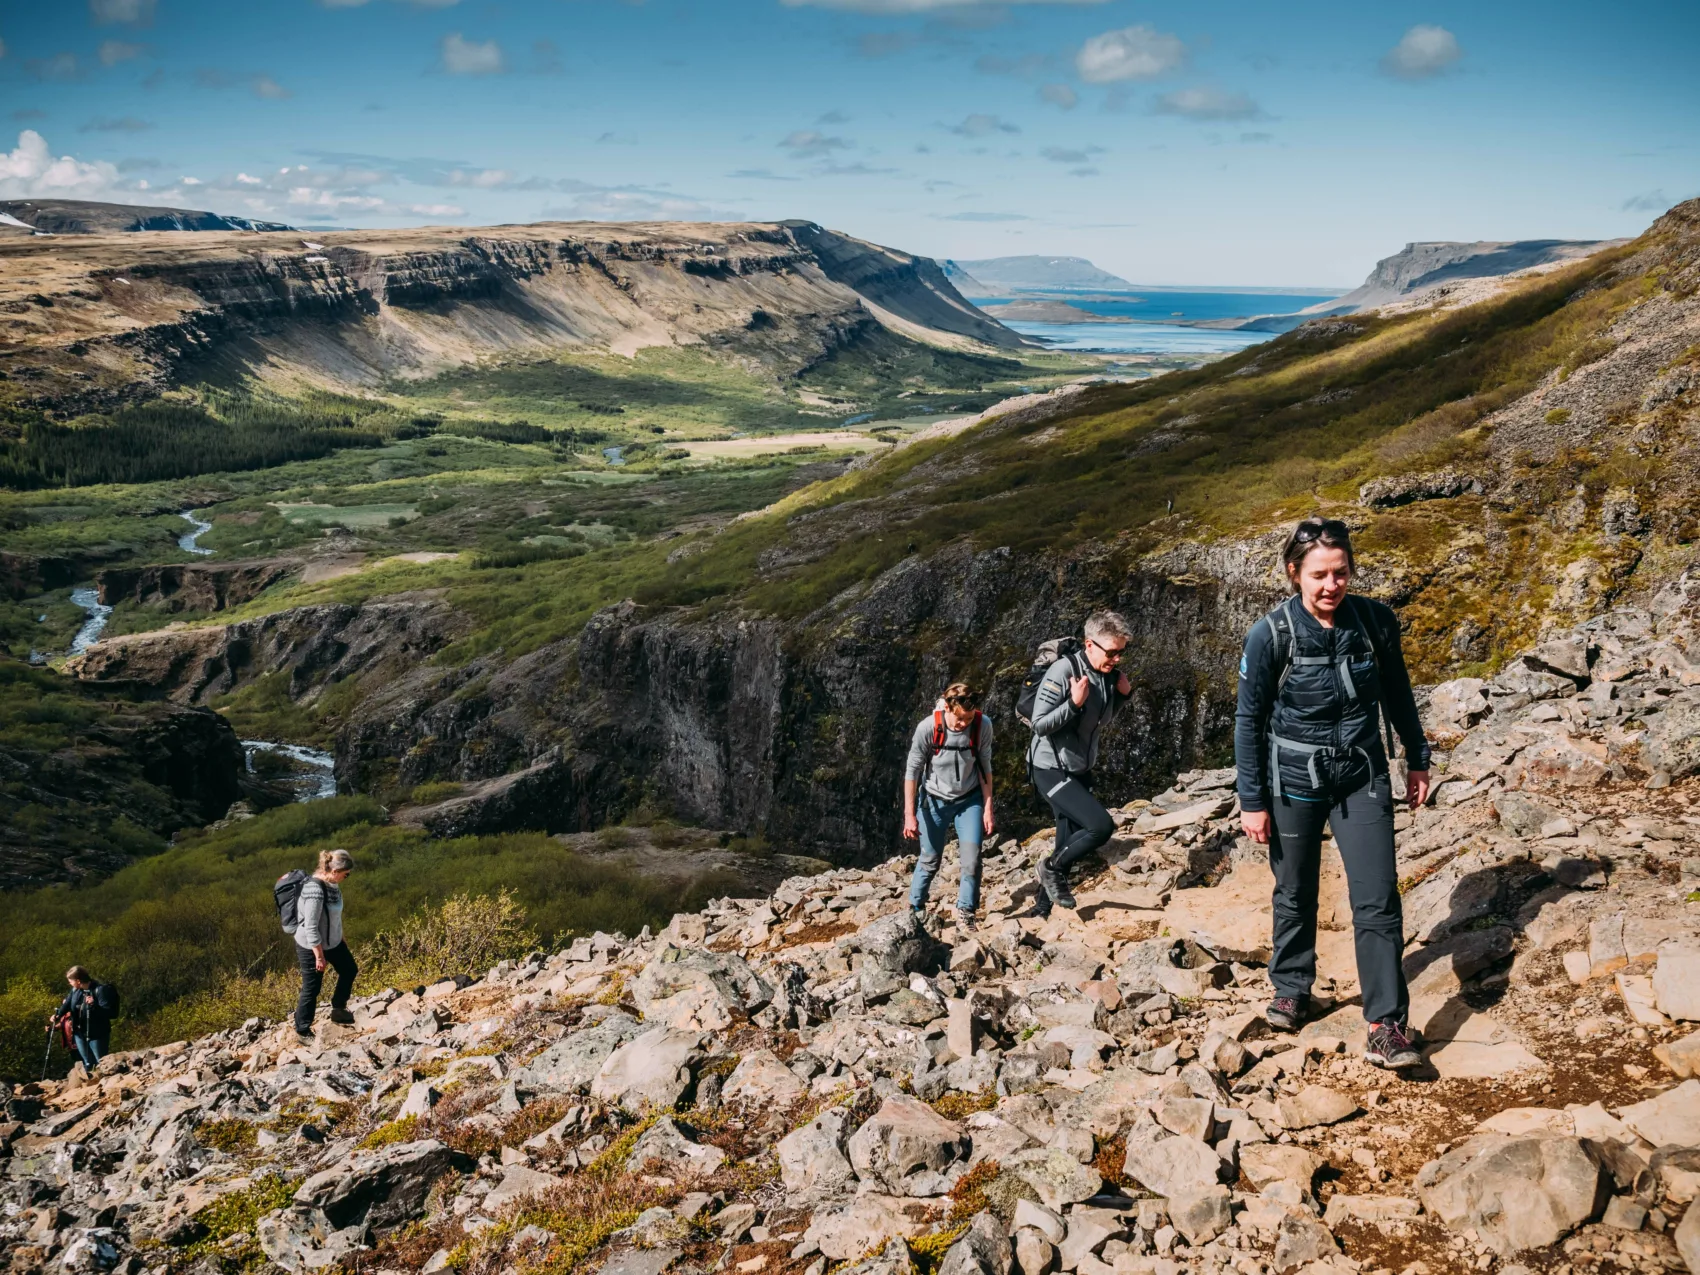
[179, 510, 214, 555]
[68, 587, 113, 655]
[243, 740, 337, 802]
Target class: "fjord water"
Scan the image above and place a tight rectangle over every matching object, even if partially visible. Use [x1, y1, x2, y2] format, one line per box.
[991, 287, 1343, 354]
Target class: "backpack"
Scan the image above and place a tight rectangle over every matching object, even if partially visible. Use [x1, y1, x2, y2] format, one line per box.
[927, 708, 985, 781]
[1261, 594, 1398, 758]
[274, 869, 309, 935]
[95, 982, 119, 1022]
[1014, 637, 1086, 727]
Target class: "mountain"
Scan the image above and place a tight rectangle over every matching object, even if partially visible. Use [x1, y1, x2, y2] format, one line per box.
[0, 214, 1025, 415]
[1325, 237, 1627, 312]
[65, 199, 1700, 864]
[948, 254, 1133, 293]
[0, 198, 295, 235]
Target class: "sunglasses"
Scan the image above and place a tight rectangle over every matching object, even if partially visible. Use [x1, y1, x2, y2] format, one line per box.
[1291, 519, 1351, 543]
[1087, 638, 1126, 661]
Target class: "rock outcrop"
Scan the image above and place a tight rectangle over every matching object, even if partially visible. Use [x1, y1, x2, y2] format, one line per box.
[9, 602, 1700, 1274]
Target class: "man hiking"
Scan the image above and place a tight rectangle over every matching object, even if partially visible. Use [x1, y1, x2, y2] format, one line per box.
[902, 681, 995, 929]
[294, 848, 358, 1043]
[1235, 517, 1431, 1070]
[1027, 611, 1134, 916]
[48, 966, 117, 1070]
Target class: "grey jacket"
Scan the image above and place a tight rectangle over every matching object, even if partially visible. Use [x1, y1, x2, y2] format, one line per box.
[905, 712, 994, 802]
[295, 877, 344, 950]
[1027, 655, 1127, 774]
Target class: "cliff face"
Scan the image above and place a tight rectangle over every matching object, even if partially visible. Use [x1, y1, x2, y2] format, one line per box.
[0, 220, 1018, 414]
[1327, 237, 1623, 312]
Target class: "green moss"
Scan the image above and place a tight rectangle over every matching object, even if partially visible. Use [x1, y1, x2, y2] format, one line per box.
[197, 1118, 259, 1155]
[173, 1174, 298, 1271]
[360, 1114, 422, 1149]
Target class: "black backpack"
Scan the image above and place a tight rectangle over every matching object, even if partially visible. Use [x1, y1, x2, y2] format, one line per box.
[1262, 594, 1399, 758]
[274, 869, 309, 935]
[1014, 637, 1086, 727]
[926, 708, 985, 780]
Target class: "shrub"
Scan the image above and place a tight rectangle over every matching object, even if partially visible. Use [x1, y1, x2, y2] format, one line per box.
[930, 1088, 997, 1122]
[197, 1118, 258, 1155]
[407, 780, 464, 806]
[173, 1174, 297, 1266]
[362, 890, 539, 989]
[360, 1115, 421, 1149]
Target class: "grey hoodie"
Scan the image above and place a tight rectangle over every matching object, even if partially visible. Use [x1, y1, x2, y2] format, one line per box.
[1027, 655, 1127, 773]
[295, 877, 344, 950]
[905, 712, 994, 801]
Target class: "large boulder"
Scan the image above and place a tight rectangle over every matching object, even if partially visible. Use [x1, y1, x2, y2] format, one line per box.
[1002, 1148, 1102, 1213]
[939, 1210, 1012, 1275]
[848, 1094, 968, 1193]
[293, 1139, 456, 1229]
[591, 1027, 702, 1113]
[1123, 1135, 1222, 1198]
[722, 1048, 807, 1108]
[255, 1207, 365, 1273]
[624, 1116, 727, 1177]
[513, 1012, 643, 1093]
[631, 945, 774, 1032]
[803, 1194, 947, 1261]
[1416, 1135, 1607, 1254]
[1645, 692, 1700, 778]
[778, 1107, 856, 1198]
[853, 909, 943, 999]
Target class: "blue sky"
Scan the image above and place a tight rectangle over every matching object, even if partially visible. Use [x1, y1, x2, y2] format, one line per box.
[2, 0, 1696, 286]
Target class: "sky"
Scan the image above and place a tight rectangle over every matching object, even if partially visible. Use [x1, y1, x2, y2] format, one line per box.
[1, 0, 1696, 287]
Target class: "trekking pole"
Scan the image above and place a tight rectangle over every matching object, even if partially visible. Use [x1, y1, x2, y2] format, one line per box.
[42, 1019, 56, 1081]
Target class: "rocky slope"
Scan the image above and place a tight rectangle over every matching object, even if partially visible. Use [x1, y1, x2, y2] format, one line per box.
[10, 599, 1700, 1275]
[0, 199, 295, 236]
[0, 218, 1019, 415]
[1326, 239, 1625, 313]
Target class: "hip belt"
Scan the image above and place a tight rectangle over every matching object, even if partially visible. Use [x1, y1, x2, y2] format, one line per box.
[1268, 734, 1376, 801]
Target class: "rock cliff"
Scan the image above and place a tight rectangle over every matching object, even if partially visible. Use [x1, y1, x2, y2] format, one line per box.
[9, 604, 1700, 1275]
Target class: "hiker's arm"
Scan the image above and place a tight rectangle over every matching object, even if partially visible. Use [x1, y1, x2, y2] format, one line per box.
[902, 778, 919, 840]
[1030, 663, 1079, 736]
[1234, 623, 1278, 817]
[1377, 609, 1432, 773]
[979, 719, 995, 834]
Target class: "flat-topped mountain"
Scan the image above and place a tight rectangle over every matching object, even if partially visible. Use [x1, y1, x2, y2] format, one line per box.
[1326, 237, 1626, 312]
[0, 198, 295, 236]
[947, 255, 1133, 295]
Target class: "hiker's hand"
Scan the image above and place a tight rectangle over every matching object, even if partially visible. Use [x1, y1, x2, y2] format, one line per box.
[313, 947, 327, 972]
[982, 806, 995, 836]
[1242, 810, 1271, 844]
[1069, 674, 1089, 706]
[1115, 671, 1132, 697]
[902, 810, 919, 841]
[1406, 769, 1431, 808]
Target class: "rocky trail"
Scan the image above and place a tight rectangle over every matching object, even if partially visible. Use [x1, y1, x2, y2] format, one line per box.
[8, 586, 1700, 1275]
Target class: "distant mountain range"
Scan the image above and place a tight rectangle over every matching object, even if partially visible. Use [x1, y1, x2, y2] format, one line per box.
[0, 199, 295, 235]
[943, 255, 1132, 296]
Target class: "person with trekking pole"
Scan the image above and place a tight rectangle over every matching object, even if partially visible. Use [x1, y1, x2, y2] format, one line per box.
[46, 966, 118, 1071]
[902, 681, 995, 930]
[1024, 611, 1135, 917]
[287, 849, 358, 1044]
[1235, 517, 1431, 1070]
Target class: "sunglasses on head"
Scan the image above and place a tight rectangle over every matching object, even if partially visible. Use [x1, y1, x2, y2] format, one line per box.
[1291, 519, 1351, 543]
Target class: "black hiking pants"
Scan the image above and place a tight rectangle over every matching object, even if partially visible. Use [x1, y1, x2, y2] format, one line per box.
[294, 941, 357, 1033]
[1031, 767, 1115, 917]
[1267, 772, 1408, 1027]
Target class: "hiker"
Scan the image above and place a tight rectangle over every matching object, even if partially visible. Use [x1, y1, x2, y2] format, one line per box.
[1027, 611, 1135, 915]
[48, 966, 117, 1070]
[293, 848, 358, 1043]
[902, 681, 995, 928]
[1235, 517, 1431, 1070]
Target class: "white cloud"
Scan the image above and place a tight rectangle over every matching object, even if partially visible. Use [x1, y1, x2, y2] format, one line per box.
[440, 33, 504, 75]
[89, 0, 156, 26]
[778, 130, 851, 157]
[252, 75, 291, 99]
[446, 168, 513, 187]
[98, 40, 146, 66]
[1039, 83, 1078, 110]
[235, 172, 262, 185]
[1380, 25, 1462, 80]
[784, 0, 1108, 10]
[288, 188, 384, 211]
[541, 183, 741, 222]
[1154, 86, 1262, 120]
[936, 211, 1029, 221]
[1076, 25, 1185, 83]
[0, 130, 119, 198]
[949, 113, 1019, 138]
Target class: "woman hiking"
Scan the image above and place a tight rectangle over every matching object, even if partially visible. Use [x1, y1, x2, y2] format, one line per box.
[294, 848, 358, 1044]
[49, 966, 118, 1070]
[902, 682, 995, 929]
[1235, 518, 1431, 1070]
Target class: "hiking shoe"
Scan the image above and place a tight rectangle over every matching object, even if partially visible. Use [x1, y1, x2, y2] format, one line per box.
[1364, 1020, 1423, 1070]
[293, 1026, 315, 1044]
[1265, 995, 1309, 1033]
[328, 1008, 355, 1025]
[953, 908, 978, 932]
[1038, 858, 1076, 909]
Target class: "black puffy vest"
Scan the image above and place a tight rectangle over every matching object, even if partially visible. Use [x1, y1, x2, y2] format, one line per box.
[1263, 595, 1392, 798]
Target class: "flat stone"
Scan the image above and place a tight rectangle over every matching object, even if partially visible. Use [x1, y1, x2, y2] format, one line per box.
[513, 1012, 643, 1093]
[483, 1163, 563, 1214]
[1322, 1195, 1422, 1226]
[1122, 1135, 1221, 1198]
[1601, 1197, 1647, 1231]
[1654, 1031, 1700, 1079]
[1272, 1213, 1338, 1274]
[1238, 1144, 1322, 1192]
[1165, 1186, 1231, 1246]
[722, 1049, 806, 1108]
[1424, 1039, 1546, 1080]
[1617, 972, 1670, 1027]
[1478, 1107, 1573, 1137]
[590, 1026, 701, 1113]
[1654, 950, 1700, 1022]
[1275, 1086, 1359, 1130]
[803, 1194, 945, 1261]
[1618, 1080, 1700, 1147]
[1003, 1147, 1103, 1212]
[1012, 1199, 1064, 1245]
[1154, 1097, 1215, 1142]
[624, 1117, 727, 1177]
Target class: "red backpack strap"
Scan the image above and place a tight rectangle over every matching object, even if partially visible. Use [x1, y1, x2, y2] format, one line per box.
[968, 711, 982, 750]
[931, 709, 946, 753]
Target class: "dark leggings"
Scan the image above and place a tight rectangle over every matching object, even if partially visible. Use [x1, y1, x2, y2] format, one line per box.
[1267, 773, 1407, 1026]
[1031, 767, 1115, 915]
[295, 941, 358, 1032]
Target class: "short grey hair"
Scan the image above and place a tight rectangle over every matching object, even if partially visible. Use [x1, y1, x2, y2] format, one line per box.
[1083, 611, 1133, 645]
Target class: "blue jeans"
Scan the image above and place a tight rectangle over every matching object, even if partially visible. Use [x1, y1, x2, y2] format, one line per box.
[73, 1035, 107, 1069]
[910, 791, 985, 912]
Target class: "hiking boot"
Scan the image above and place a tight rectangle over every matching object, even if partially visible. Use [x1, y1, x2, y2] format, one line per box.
[293, 1026, 315, 1044]
[1265, 995, 1309, 1033]
[953, 907, 978, 932]
[1038, 858, 1076, 909]
[328, 1008, 355, 1025]
[1364, 1020, 1423, 1070]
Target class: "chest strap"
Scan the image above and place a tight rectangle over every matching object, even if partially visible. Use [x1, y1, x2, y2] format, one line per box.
[1268, 734, 1376, 802]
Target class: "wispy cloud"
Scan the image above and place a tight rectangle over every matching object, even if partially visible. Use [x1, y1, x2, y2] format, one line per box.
[89, 0, 156, 27]
[252, 76, 291, 100]
[26, 53, 84, 82]
[778, 130, 851, 157]
[98, 40, 147, 67]
[949, 113, 1019, 138]
[1154, 87, 1263, 121]
[1039, 83, 1078, 110]
[440, 33, 504, 75]
[784, 0, 1110, 10]
[1621, 190, 1674, 213]
[80, 116, 153, 133]
[1380, 25, 1462, 80]
[1040, 145, 1102, 164]
[1076, 25, 1185, 84]
[937, 211, 1029, 221]
[729, 169, 800, 181]
[542, 179, 741, 222]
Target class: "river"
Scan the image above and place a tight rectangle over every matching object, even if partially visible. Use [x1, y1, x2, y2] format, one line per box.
[68, 587, 112, 655]
[179, 510, 214, 555]
[242, 740, 337, 802]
